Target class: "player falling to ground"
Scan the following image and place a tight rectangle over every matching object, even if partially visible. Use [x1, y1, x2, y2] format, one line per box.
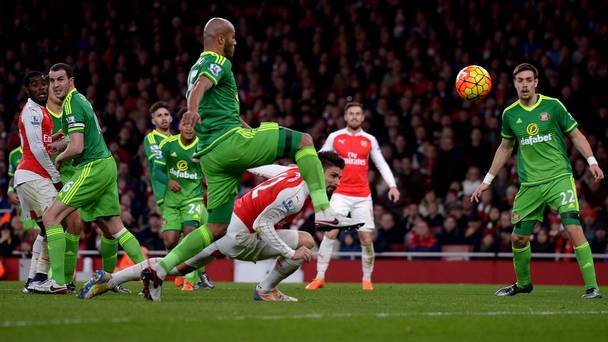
[13, 71, 64, 293]
[79, 152, 346, 302]
[153, 114, 213, 290]
[41, 63, 145, 293]
[307, 102, 400, 291]
[471, 63, 604, 299]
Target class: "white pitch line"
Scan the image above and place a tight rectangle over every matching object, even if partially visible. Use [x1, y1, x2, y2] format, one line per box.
[2, 311, 607, 328]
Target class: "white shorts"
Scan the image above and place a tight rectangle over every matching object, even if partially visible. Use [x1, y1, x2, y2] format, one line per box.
[15, 179, 57, 220]
[215, 213, 300, 262]
[330, 193, 375, 231]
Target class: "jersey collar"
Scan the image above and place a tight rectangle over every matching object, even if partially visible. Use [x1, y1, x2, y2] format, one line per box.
[179, 135, 199, 150]
[47, 106, 62, 119]
[518, 94, 543, 112]
[152, 130, 170, 139]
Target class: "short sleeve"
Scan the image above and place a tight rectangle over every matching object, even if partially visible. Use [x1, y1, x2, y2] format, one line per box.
[500, 112, 515, 140]
[64, 99, 85, 134]
[555, 100, 578, 134]
[199, 55, 230, 86]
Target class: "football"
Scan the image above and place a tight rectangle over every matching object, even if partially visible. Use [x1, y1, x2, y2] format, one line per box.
[455, 65, 492, 101]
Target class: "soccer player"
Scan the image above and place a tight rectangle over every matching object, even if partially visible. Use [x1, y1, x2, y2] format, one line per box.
[153, 115, 213, 290]
[143, 100, 173, 210]
[45, 85, 86, 291]
[13, 71, 64, 293]
[471, 63, 604, 299]
[79, 152, 345, 302]
[42, 63, 145, 292]
[306, 102, 400, 291]
[178, 17, 362, 267]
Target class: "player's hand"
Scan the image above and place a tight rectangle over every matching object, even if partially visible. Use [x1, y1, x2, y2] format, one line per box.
[589, 165, 604, 183]
[181, 111, 200, 128]
[7, 191, 19, 206]
[292, 246, 312, 262]
[51, 130, 64, 141]
[168, 180, 181, 192]
[388, 187, 400, 203]
[470, 183, 490, 203]
[49, 140, 67, 155]
[54, 158, 62, 172]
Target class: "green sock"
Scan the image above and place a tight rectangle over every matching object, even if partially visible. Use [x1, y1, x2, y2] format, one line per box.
[185, 268, 202, 285]
[46, 225, 66, 285]
[574, 242, 599, 290]
[101, 236, 118, 273]
[513, 243, 531, 288]
[295, 146, 329, 211]
[159, 225, 214, 274]
[116, 229, 145, 263]
[64, 232, 80, 283]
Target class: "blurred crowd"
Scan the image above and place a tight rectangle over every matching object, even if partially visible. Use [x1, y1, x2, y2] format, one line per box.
[1, 0, 607, 258]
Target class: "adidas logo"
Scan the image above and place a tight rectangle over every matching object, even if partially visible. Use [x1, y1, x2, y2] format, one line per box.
[171, 152, 177, 157]
[516, 118, 522, 124]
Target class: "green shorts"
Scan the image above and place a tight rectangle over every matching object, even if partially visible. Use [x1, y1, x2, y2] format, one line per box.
[512, 175, 580, 235]
[199, 122, 280, 224]
[57, 156, 121, 222]
[162, 199, 208, 232]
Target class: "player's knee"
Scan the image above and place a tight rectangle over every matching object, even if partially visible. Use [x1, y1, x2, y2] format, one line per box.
[511, 233, 529, 248]
[299, 133, 314, 148]
[359, 232, 373, 246]
[298, 232, 315, 249]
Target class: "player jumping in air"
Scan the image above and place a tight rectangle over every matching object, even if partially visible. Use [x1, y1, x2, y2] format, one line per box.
[471, 63, 604, 299]
[140, 17, 363, 284]
[307, 102, 400, 291]
[79, 152, 345, 302]
[41, 63, 145, 292]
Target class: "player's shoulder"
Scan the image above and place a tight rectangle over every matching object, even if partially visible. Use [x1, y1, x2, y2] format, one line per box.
[502, 99, 521, 118]
[539, 94, 567, 111]
[9, 146, 22, 158]
[159, 135, 179, 148]
[359, 129, 378, 143]
[329, 128, 349, 139]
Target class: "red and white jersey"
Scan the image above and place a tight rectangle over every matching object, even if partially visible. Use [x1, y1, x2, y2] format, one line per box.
[320, 128, 396, 197]
[14, 99, 60, 186]
[234, 166, 312, 233]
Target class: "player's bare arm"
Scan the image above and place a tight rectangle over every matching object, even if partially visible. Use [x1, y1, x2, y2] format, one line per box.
[55, 132, 83, 170]
[471, 138, 515, 202]
[569, 128, 604, 182]
[183, 75, 213, 127]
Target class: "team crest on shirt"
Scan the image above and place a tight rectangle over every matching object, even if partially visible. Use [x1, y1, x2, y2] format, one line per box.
[208, 63, 222, 77]
[539, 112, 550, 121]
[361, 140, 368, 147]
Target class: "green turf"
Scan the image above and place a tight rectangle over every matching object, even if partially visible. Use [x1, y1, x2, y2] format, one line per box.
[0, 281, 606, 341]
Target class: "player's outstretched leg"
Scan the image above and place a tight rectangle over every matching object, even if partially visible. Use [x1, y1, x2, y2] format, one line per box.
[279, 129, 363, 231]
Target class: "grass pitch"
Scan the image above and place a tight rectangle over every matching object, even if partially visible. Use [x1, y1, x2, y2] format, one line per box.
[0, 281, 606, 341]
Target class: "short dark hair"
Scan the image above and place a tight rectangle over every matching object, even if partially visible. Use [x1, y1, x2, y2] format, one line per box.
[513, 63, 538, 79]
[318, 151, 345, 170]
[49, 63, 74, 78]
[149, 101, 170, 115]
[344, 102, 363, 113]
[23, 71, 45, 87]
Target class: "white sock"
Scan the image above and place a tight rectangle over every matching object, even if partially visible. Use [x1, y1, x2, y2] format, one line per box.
[361, 244, 375, 282]
[258, 257, 304, 291]
[28, 234, 44, 279]
[154, 260, 167, 280]
[36, 238, 50, 275]
[109, 258, 163, 288]
[112, 227, 128, 239]
[315, 237, 337, 280]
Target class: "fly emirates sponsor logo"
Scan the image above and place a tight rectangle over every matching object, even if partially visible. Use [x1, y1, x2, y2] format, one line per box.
[344, 152, 367, 166]
[520, 133, 552, 146]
